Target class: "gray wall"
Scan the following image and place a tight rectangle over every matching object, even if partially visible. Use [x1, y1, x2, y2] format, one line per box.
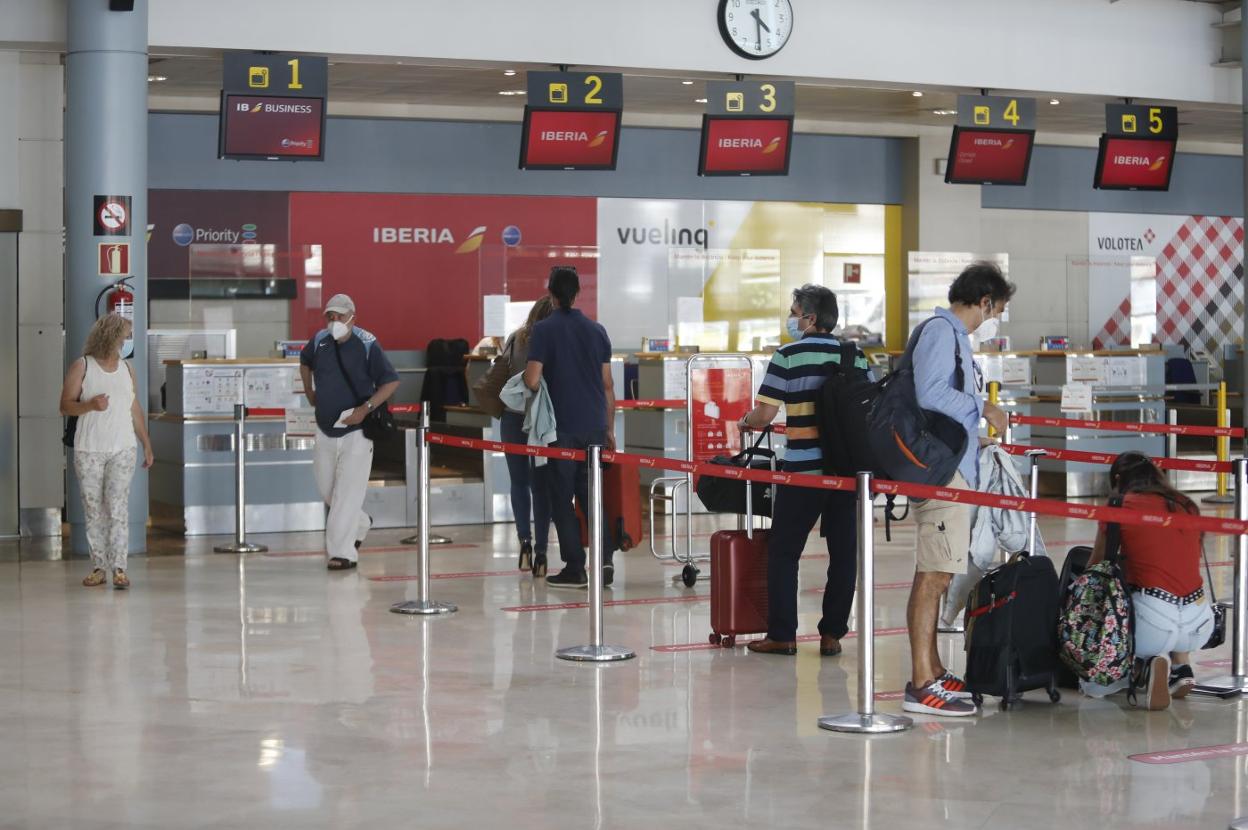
[148, 112, 906, 204]
[983, 145, 1243, 216]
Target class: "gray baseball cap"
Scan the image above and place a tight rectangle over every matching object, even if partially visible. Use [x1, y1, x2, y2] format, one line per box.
[324, 293, 355, 315]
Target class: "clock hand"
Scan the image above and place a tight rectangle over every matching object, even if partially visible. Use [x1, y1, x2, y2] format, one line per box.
[752, 8, 762, 50]
[753, 8, 771, 32]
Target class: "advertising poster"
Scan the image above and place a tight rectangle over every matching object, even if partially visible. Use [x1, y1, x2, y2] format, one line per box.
[689, 366, 755, 461]
[288, 193, 597, 350]
[1087, 213, 1244, 352]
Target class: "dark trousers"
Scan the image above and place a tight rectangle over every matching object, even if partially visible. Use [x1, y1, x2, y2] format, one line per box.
[765, 483, 857, 642]
[500, 411, 551, 550]
[545, 429, 613, 573]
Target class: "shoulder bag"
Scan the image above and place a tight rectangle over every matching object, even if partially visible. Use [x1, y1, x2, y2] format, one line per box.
[471, 337, 515, 419]
[62, 357, 87, 448]
[332, 339, 396, 442]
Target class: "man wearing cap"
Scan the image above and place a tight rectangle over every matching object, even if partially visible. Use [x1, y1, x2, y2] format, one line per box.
[299, 295, 400, 570]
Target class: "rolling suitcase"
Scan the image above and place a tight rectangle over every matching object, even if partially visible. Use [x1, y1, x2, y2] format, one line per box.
[577, 460, 644, 552]
[708, 437, 772, 648]
[963, 551, 1062, 709]
[1055, 546, 1093, 689]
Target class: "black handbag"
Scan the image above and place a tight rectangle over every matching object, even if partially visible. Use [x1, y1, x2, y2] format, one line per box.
[1200, 541, 1227, 650]
[695, 426, 775, 517]
[332, 338, 396, 442]
[62, 357, 87, 448]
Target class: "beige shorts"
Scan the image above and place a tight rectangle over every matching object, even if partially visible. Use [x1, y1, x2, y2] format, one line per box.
[913, 471, 972, 574]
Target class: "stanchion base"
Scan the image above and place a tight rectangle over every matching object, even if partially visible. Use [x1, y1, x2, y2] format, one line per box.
[556, 644, 636, 663]
[213, 542, 268, 553]
[1191, 675, 1248, 697]
[937, 622, 966, 634]
[817, 712, 913, 734]
[399, 534, 454, 546]
[1228, 817, 1248, 830]
[1202, 494, 1235, 505]
[390, 600, 458, 616]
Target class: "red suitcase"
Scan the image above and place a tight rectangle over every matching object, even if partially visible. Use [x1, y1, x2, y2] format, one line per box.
[709, 527, 769, 648]
[577, 461, 644, 552]
[708, 435, 771, 648]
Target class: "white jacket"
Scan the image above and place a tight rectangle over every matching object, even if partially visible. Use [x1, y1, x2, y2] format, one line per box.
[968, 444, 1047, 569]
[499, 373, 558, 465]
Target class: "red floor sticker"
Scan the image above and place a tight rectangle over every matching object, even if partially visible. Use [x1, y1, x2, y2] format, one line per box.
[1129, 742, 1248, 765]
[874, 690, 905, 701]
[370, 570, 525, 582]
[264, 543, 479, 558]
[651, 626, 909, 653]
[503, 594, 708, 613]
[1199, 659, 1232, 668]
[806, 582, 912, 594]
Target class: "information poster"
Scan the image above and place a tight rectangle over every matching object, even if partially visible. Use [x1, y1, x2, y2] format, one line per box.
[689, 366, 754, 461]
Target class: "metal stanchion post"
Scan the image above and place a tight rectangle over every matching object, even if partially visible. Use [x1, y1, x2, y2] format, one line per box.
[401, 404, 453, 547]
[1166, 409, 1179, 488]
[1194, 458, 1248, 695]
[1026, 450, 1045, 554]
[214, 404, 267, 554]
[557, 445, 635, 662]
[819, 472, 913, 734]
[391, 408, 457, 616]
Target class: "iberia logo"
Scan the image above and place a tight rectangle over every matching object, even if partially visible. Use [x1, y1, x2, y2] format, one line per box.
[1149, 155, 1167, 172]
[455, 226, 488, 254]
[587, 130, 610, 148]
[762, 136, 782, 155]
[250, 102, 264, 113]
[1003, 138, 1015, 150]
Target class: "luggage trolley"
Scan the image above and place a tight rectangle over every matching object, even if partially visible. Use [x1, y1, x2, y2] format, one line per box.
[648, 354, 761, 587]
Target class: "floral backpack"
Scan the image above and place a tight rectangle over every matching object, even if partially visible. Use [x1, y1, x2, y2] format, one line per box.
[1057, 497, 1135, 686]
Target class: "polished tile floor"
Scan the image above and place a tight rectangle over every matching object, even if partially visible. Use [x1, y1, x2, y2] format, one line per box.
[0, 510, 1245, 829]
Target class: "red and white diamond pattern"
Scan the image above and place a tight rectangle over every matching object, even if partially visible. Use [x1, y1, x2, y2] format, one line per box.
[1092, 297, 1131, 350]
[1156, 216, 1243, 352]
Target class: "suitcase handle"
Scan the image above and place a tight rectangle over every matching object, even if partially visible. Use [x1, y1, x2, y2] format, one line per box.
[739, 427, 777, 539]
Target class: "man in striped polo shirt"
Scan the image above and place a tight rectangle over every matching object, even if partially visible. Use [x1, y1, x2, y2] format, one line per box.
[738, 284, 871, 656]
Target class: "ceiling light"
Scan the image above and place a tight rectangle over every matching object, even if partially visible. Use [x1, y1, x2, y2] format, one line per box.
[911, 91, 923, 97]
[1049, 98, 1060, 105]
[932, 109, 957, 116]
[695, 97, 708, 104]
[503, 69, 517, 76]
[498, 90, 526, 96]
[681, 80, 694, 85]
[147, 75, 167, 83]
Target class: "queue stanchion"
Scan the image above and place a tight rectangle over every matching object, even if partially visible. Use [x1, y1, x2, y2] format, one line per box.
[1204, 382, 1234, 504]
[214, 404, 267, 554]
[1166, 409, 1179, 487]
[1025, 449, 1045, 554]
[391, 407, 457, 616]
[819, 472, 912, 734]
[1195, 458, 1248, 696]
[1003, 412, 1014, 446]
[400, 403, 453, 547]
[557, 444, 635, 663]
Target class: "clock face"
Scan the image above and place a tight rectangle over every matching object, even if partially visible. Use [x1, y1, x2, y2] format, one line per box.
[718, 0, 794, 60]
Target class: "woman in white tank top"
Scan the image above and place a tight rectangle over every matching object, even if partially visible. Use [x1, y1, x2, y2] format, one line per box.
[58, 314, 154, 589]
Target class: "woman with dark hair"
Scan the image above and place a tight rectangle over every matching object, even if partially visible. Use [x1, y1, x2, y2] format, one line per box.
[1083, 451, 1213, 709]
[500, 296, 555, 575]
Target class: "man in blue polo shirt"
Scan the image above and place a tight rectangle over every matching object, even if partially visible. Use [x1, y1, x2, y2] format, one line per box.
[523, 267, 616, 589]
[299, 294, 400, 571]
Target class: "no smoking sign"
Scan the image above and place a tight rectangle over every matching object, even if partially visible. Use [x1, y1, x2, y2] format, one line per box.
[93, 195, 131, 236]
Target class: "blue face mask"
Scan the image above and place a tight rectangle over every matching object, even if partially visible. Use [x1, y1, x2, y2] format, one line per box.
[786, 315, 807, 340]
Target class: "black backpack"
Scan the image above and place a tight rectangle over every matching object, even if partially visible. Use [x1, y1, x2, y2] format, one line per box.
[865, 317, 968, 487]
[815, 341, 877, 477]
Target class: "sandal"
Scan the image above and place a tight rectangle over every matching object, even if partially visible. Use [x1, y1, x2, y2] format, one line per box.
[82, 568, 106, 587]
[112, 569, 130, 590]
[327, 557, 358, 571]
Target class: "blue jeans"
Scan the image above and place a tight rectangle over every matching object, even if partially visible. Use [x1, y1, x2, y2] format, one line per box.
[546, 429, 613, 573]
[500, 411, 551, 550]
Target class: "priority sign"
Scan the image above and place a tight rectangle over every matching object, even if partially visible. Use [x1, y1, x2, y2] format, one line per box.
[94, 195, 131, 236]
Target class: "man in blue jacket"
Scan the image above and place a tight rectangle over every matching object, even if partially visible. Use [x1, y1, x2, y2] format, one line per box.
[903, 263, 1013, 717]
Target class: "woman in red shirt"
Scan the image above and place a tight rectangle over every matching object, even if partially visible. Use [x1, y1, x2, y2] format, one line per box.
[1085, 452, 1214, 709]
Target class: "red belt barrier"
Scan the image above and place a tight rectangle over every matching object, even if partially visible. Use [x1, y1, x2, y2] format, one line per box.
[616, 399, 686, 410]
[427, 432, 1248, 536]
[1000, 443, 1233, 474]
[1011, 414, 1244, 439]
[390, 403, 421, 414]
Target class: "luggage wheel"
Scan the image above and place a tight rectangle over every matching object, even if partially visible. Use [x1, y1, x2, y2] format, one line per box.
[971, 692, 984, 708]
[709, 633, 721, 646]
[681, 564, 699, 587]
[722, 635, 736, 648]
[1048, 688, 1062, 704]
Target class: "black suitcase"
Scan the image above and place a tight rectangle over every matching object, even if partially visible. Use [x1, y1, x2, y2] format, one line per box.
[963, 551, 1062, 709]
[1054, 546, 1093, 689]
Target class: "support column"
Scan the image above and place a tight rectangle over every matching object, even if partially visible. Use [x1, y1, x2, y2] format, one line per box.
[1242, 10, 1248, 435]
[65, 0, 149, 555]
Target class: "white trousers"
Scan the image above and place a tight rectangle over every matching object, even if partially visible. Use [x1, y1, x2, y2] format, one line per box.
[74, 448, 136, 571]
[314, 429, 374, 563]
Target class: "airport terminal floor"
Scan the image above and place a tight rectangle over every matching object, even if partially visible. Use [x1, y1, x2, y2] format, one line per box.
[0, 509, 1242, 829]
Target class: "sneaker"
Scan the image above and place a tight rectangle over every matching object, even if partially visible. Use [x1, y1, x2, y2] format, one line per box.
[903, 680, 978, 717]
[546, 569, 588, 590]
[603, 564, 614, 588]
[1169, 663, 1195, 700]
[937, 671, 974, 700]
[1145, 655, 1172, 711]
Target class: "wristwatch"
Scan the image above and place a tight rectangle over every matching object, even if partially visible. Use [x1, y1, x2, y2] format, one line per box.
[365, 401, 375, 411]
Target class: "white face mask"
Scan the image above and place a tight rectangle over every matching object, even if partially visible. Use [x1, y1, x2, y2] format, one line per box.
[976, 305, 1000, 342]
[330, 319, 352, 341]
[786, 315, 809, 340]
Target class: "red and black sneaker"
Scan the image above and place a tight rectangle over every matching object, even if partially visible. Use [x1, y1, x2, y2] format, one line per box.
[903, 680, 978, 718]
[938, 671, 974, 700]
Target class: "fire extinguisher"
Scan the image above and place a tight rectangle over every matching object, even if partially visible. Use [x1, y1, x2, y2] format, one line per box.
[95, 278, 136, 359]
